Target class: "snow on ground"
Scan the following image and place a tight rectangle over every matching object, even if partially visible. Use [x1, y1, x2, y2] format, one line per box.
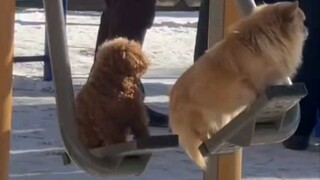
[10, 8, 320, 180]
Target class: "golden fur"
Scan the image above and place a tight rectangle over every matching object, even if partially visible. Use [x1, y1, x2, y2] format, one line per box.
[76, 37, 150, 148]
[169, 2, 307, 170]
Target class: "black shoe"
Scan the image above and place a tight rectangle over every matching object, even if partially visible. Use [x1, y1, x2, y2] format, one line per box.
[283, 135, 310, 150]
[146, 106, 168, 128]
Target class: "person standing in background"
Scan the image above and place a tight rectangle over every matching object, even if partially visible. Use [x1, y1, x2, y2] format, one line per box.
[92, 0, 169, 128]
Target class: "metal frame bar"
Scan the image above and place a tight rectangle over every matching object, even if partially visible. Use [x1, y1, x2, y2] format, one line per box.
[14, 56, 44, 63]
[13, 0, 68, 81]
[43, 0, 67, 81]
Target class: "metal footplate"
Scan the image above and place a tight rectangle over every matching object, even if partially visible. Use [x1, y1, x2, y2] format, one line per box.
[199, 83, 307, 157]
[62, 135, 179, 174]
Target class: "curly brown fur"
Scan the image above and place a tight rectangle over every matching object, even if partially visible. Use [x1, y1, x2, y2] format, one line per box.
[76, 37, 150, 148]
[169, 2, 307, 170]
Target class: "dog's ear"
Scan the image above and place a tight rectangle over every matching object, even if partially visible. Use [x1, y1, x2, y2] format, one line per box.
[124, 51, 149, 77]
[95, 44, 114, 71]
[276, 1, 299, 22]
[125, 41, 149, 77]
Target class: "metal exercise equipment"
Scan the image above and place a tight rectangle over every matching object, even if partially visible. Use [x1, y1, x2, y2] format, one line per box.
[0, 0, 307, 179]
[42, 0, 307, 179]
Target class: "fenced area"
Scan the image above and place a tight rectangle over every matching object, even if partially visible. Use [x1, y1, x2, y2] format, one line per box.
[14, 0, 201, 81]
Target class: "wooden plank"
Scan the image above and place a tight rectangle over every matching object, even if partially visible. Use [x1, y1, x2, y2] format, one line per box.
[0, 0, 15, 180]
[217, 149, 242, 180]
[204, 0, 243, 179]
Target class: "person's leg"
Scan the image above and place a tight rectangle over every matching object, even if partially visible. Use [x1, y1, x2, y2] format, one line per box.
[93, 6, 109, 62]
[106, 0, 155, 43]
[93, 0, 168, 127]
[194, 0, 273, 61]
[93, 0, 153, 60]
[283, 30, 320, 150]
[313, 110, 320, 137]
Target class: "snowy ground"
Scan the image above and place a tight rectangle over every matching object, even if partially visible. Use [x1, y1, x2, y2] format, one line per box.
[10, 8, 320, 180]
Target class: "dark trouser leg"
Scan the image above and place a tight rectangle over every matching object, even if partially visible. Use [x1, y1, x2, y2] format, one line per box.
[283, 30, 320, 150]
[93, 0, 168, 127]
[93, 7, 109, 62]
[194, 0, 209, 61]
[194, 0, 267, 61]
[315, 111, 320, 137]
[106, 0, 155, 44]
[93, 0, 154, 61]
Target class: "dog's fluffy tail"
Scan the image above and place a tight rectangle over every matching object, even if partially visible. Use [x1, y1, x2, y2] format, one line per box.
[170, 102, 207, 170]
[179, 131, 208, 170]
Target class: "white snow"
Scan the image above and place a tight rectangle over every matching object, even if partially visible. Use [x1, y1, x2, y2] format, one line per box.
[10, 8, 320, 180]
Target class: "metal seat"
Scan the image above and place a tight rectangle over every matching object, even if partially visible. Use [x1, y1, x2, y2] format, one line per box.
[200, 83, 307, 156]
[62, 135, 179, 176]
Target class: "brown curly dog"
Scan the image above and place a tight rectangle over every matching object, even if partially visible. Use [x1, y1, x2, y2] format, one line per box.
[76, 37, 150, 148]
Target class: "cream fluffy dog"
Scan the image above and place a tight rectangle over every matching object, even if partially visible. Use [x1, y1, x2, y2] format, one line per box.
[169, 2, 307, 170]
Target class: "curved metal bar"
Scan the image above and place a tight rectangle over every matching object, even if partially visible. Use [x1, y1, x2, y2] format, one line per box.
[43, 0, 147, 176]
